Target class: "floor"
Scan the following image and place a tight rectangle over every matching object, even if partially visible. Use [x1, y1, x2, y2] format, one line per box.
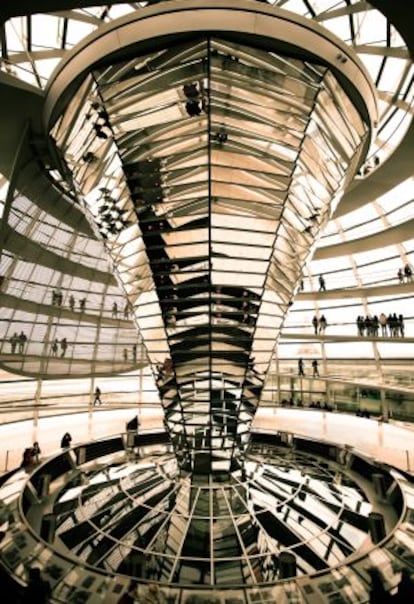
[1, 406, 413, 475]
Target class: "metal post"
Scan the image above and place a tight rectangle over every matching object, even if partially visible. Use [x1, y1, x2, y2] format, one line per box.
[380, 389, 389, 421]
[139, 360, 144, 409]
[33, 377, 42, 442]
[275, 354, 281, 407]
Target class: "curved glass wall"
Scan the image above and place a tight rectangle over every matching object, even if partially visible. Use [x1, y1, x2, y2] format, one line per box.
[0, 0, 412, 425]
[0, 169, 146, 378]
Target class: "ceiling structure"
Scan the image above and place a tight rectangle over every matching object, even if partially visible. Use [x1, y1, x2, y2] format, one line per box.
[0, 0, 413, 598]
[0, 0, 412, 438]
[0, 1, 412, 386]
[0, 0, 411, 380]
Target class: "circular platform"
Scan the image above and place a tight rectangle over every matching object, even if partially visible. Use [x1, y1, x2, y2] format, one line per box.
[52, 441, 373, 586]
[3, 429, 413, 603]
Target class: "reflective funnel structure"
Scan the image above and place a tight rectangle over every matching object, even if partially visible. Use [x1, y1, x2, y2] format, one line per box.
[47, 2, 375, 477]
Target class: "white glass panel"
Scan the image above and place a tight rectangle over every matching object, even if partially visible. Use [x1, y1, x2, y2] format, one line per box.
[5, 19, 26, 52]
[31, 15, 61, 48]
[66, 18, 96, 46]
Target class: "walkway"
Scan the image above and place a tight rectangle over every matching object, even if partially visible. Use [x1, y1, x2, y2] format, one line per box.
[1, 406, 413, 475]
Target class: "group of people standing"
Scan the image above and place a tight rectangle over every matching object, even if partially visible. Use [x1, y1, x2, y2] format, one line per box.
[8, 330, 28, 354]
[112, 301, 131, 319]
[9, 331, 140, 363]
[356, 313, 405, 338]
[68, 294, 86, 312]
[298, 358, 320, 378]
[312, 315, 328, 334]
[9, 332, 69, 357]
[299, 275, 327, 292]
[51, 337, 68, 357]
[52, 288, 134, 319]
[21, 432, 73, 469]
[397, 263, 413, 283]
[20, 441, 41, 468]
[123, 344, 138, 362]
[52, 289, 86, 312]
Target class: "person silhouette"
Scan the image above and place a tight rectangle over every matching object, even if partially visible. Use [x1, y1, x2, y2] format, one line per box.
[60, 337, 68, 357]
[318, 274, 326, 291]
[18, 331, 27, 354]
[32, 442, 41, 464]
[93, 387, 102, 406]
[51, 338, 58, 356]
[10, 332, 19, 354]
[60, 432, 72, 448]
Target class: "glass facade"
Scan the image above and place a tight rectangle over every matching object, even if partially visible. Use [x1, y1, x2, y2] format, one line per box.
[0, 1, 413, 601]
[0, 2, 411, 409]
